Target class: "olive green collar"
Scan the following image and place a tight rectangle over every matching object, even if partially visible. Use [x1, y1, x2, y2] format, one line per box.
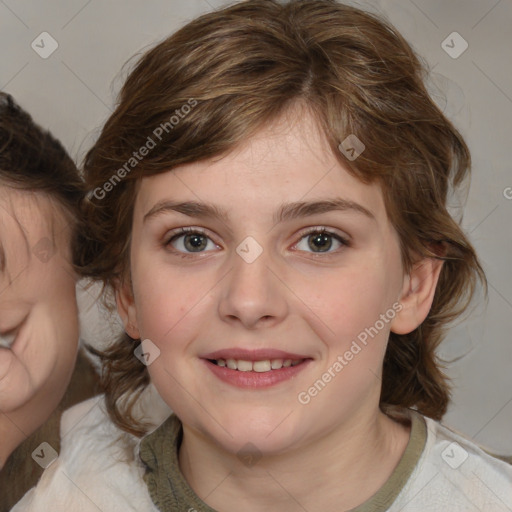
[139, 409, 427, 512]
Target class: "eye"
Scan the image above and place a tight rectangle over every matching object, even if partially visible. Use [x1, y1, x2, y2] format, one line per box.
[293, 227, 349, 254]
[163, 226, 349, 258]
[165, 227, 219, 256]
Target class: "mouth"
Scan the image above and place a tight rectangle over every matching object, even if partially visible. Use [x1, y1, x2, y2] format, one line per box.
[208, 358, 304, 372]
[202, 349, 312, 388]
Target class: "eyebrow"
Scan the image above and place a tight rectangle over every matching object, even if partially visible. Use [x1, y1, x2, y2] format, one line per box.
[143, 197, 375, 226]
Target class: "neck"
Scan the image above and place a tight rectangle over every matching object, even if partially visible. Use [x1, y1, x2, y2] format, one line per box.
[179, 406, 411, 512]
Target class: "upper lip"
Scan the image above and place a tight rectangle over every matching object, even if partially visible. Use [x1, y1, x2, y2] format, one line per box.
[202, 348, 311, 361]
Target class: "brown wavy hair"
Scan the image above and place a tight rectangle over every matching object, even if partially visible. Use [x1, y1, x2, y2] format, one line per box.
[0, 92, 84, 267]
[77, 0, 486, 436]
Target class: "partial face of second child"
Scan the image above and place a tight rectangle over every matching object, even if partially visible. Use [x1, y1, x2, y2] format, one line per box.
[118, 107, 435, 456]
[0, 189, 78, 414]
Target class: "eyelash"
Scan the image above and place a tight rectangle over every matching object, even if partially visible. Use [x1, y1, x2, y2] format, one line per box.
[163, 226, 350, 259]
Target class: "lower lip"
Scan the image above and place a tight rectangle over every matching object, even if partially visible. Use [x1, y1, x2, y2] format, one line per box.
[203, 359, 311, 388]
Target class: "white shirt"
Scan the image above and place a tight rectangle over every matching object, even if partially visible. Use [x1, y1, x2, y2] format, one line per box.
[12, 395, 512, 511]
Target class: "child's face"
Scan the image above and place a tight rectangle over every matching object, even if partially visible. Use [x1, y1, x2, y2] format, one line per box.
[120, 109, 414, 454]
[0, 188, 78, 414]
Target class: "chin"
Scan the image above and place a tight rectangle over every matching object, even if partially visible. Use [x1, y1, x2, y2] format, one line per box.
[196, 408, 304, 457]
[225, 431, 301, 460]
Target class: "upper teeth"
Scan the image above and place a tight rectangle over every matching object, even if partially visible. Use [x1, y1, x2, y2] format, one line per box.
[215, 358, 302, 372]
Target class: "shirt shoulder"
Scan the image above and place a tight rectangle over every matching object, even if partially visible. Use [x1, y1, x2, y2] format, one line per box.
[11, 395, 161, 512]
[391, 414, 512, 511]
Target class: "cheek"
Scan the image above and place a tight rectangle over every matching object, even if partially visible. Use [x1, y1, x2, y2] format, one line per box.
[34, 265, 79, 349]
[23, 310, 76, 379]
[0, 317, 68, 412]
[133, 260, 215, 346]
[0, 356, 33, 411]
[293, 261, 399, 345]
[135, 270, 215, 413]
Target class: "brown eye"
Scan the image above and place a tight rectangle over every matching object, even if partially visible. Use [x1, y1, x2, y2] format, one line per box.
[308, 232, 333, 252]
[181, 232, 208, 252]
[294, 228, 348, 254]
[165, 228, 218, 255]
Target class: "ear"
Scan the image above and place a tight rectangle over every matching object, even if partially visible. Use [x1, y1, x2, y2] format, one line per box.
[115, 277, 141, 339]
[390, 257, 444, 335]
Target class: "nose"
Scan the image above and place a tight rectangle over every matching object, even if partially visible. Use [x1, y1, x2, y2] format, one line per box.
[217, 243, 288, 330]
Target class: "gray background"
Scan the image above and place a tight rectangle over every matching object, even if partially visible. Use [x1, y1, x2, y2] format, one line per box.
[1, 0, 511, 453]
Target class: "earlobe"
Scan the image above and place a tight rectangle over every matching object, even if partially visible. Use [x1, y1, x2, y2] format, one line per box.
[390, 257, 444, 335]
[115, 278, 141, 339]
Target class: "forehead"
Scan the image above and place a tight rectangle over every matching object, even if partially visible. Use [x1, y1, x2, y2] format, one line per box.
[135, 108, 387, 223]
[0, 186, 56, 239]
[0, 186, 69, 283]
